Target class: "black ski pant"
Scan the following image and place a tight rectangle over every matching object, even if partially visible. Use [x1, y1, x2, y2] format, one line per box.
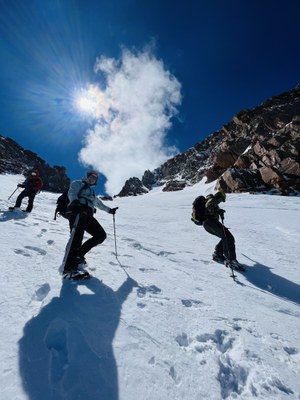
[65, 208, 107, 270]
[203, 218, 236, 260]
[15, 189, 36, 212]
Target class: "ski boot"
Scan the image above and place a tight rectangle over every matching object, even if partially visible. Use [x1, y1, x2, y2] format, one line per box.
[212, 253, 226, 263]
[63, 257, 90, 280]
[76, 254, 87, 266]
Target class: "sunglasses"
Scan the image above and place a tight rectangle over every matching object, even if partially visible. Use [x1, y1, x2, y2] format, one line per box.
[88, 174, 98, 179]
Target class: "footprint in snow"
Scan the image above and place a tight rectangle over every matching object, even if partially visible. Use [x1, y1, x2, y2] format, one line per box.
[14, 248, 31, 257]
[37, 228, 47, 238]
[47, 240, 55, 245]
[181, 299, 204, 308]
[13, 221, 28, 226]
[32, 283, 51, 301]
[283, 346, 299, 355]
[169, 366, 181, 385]
[44, 319, 69, 385]
[175, 329, 259, 398]
[148, 356, 155, 365]
[24, 246, 47, 256]
[139, 267, 158, 273]
[137, 285, 161, 298]
[175, 333, 189, 347]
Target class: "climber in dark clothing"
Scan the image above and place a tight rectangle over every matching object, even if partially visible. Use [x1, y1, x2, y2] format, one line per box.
[10, 169, 43, 212]
[202, 191, 239, 267]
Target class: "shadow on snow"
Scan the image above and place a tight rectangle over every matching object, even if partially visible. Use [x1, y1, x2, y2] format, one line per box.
[242, 254, 300, 306]
[19, 276, 137, 400]
[0, 210, 28, 221]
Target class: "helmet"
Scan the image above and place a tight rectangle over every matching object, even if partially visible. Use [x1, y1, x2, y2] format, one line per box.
[215, 191, 226, 202]
[86, 170, 98, 185]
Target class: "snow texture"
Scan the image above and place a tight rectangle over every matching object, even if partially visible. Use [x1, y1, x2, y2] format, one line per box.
[0, 174, 300, 400]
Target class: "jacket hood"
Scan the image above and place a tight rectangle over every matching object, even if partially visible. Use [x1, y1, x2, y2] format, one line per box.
[83, 170, 99, 186]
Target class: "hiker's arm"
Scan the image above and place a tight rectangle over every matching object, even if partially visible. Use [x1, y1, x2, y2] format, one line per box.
[94, 196, 112, 213]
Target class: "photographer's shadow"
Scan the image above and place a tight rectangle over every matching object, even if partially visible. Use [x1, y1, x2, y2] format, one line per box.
[19, 276, 137, 400]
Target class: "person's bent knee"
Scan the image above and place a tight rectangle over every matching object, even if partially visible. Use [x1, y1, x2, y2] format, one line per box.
[95, 231, 106, 245]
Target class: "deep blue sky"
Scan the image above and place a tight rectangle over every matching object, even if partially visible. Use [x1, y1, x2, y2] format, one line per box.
[0, 0, 300, 193]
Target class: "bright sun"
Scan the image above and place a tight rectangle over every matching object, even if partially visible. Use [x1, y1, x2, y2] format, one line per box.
[73, 84, 109, 120]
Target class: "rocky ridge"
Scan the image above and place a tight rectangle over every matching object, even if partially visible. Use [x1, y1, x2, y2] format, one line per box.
[118, 85, 300, 196]
[0, 135, 70, 192]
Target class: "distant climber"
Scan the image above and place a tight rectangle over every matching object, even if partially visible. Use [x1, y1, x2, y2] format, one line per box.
[192, 191, 243, 270]
[9, 169, 43, 213]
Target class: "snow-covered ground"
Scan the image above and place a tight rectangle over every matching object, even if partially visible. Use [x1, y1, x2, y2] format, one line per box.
[0, 173, 300, 400]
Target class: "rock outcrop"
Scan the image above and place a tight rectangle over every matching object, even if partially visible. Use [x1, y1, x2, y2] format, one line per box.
[0, 135, 70, 192]
[118, 85, 300, 196]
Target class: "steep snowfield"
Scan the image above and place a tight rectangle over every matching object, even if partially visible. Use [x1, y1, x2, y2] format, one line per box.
[0, 174, 300, 400]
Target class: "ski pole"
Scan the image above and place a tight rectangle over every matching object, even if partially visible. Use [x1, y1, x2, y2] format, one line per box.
[221, 216, 237, 280]
[113, 213, 118, 258]
[8, 187, 19, 200]
[112, 214, 129, 277]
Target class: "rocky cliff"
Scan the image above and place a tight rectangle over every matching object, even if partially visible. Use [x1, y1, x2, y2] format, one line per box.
[118, 85, 300, 196]
[0, 135, 70, 192]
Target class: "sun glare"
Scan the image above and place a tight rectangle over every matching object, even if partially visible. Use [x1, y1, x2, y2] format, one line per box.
[73, 84, 109, 120]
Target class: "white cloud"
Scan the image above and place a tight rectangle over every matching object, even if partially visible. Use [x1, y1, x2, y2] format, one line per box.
[79, 48, 181, 195]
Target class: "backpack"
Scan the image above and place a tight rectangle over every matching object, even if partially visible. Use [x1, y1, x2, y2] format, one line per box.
[54, 189, 69, 220]
[54, 182, 89, 220]
[191, 195, 206, 225]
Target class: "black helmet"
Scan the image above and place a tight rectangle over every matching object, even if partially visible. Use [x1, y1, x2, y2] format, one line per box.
[215, 191, 226, 202]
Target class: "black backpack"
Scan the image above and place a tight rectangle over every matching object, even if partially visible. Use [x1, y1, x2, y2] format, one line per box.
[54, 189, 69, 220]
[191, 195, 206, 225]
[54, 182, 89, 220]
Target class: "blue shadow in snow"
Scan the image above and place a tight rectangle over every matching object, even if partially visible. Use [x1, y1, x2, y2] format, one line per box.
[0, 210, 28, 221]
[19, 276, 137, 400]
[242, 255, 300, 306]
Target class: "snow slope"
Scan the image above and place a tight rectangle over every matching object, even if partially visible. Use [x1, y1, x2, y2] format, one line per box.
[0, 174, 300, 400]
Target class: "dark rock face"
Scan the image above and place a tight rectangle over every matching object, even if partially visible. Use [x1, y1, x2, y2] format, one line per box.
[0, 135, 70, 192]
[117, 177, 148, 197]
[118, 85, 300, 196]
[162, 180, 186, 192]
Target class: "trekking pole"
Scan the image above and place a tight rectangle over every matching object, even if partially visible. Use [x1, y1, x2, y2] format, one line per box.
[8, 187, 19, 200]
[112, 214, 130, 277]
[221, 216, 237, 281]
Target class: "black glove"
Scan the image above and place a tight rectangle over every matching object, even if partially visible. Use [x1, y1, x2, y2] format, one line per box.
[109, 207, 118, 215]
[219, 209, 225, 218]
[69, 199, 82, 213]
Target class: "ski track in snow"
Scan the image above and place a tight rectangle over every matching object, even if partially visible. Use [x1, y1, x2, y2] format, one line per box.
[0, 175, 300, 399]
